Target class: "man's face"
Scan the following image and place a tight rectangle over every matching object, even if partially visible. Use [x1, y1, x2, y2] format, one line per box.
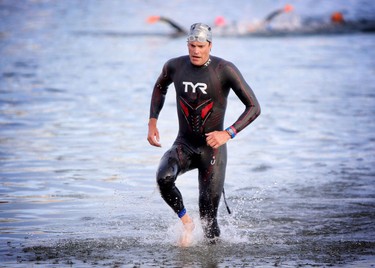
[188, 41, 212, 66]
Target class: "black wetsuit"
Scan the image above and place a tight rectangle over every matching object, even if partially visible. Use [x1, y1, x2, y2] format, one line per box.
[150, 55, 260, 239]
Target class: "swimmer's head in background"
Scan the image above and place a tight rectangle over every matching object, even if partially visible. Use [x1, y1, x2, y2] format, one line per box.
[187, 23, 212, 43]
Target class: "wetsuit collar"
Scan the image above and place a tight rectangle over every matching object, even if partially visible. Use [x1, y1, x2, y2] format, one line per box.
[191, 57, 211, 68]
[203, 58, 211, 67]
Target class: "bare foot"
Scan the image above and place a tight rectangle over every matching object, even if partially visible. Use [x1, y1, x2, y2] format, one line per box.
[179, 214, 195, 247]
[179, 222, 195, 247]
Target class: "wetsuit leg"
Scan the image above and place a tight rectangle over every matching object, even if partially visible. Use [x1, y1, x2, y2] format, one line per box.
[156, 144, 193, 217]
[198, 144, 227, 239]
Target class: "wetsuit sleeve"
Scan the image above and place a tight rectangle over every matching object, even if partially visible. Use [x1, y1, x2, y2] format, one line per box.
[149, 61, 173, 119]
[224, 62, 261, 134]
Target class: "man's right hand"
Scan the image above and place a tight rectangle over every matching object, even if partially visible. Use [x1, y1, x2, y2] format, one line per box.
[147, 118, 161, 147]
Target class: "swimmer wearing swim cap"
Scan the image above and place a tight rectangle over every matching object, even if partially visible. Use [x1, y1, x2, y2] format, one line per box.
[148, 23, 261, 246]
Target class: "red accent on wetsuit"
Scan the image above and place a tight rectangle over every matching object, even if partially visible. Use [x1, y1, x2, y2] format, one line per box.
[179, 97, 214, 133]
[201, 101, 213, 119]
[179, 99, 189, 117]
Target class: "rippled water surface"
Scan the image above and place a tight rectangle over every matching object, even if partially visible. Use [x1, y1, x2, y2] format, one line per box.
[1, 0, 375, 267]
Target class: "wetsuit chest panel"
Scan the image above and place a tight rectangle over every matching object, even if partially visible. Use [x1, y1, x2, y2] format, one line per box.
[171, 57, 228, 137]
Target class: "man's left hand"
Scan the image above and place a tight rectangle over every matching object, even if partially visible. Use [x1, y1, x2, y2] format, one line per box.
[205, 131, 231, 148]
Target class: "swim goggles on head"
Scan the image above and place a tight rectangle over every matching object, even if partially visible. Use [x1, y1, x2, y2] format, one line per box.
[187, 35, 209, 42]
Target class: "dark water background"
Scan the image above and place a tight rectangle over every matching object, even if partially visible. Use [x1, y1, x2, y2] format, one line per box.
[1, 0, 375, 267]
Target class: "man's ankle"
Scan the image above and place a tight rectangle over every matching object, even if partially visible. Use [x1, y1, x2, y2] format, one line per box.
[181, 214, 193, 225]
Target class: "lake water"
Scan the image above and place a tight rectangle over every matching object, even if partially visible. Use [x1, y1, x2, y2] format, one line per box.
[1, 0, 374, 267]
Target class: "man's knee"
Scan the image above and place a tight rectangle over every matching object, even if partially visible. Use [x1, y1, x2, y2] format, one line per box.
[156, 167, 177, 189]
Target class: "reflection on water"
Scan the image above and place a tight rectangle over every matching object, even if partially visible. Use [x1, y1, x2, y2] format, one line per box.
[1, 0, 375, 267]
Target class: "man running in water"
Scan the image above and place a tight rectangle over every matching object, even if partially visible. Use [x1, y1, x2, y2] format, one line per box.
[147, 23, 261, 246]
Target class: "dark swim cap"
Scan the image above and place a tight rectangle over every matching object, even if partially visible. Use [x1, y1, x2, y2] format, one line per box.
[187, 23, 212, 43]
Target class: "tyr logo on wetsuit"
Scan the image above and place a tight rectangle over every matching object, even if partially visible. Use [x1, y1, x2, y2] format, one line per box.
[183, 81, 208, 94]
